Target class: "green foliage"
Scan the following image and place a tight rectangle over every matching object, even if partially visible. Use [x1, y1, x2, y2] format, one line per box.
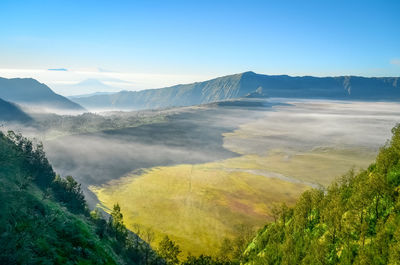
[5, 130, 55, 188]
[158, 235, 181, 265]
[0, 130, 161, 264]
[109, 203, 128, 243]
[52, 175, 87, 214]
[181, 255, 233, 265]
[242, 124, 400, 264]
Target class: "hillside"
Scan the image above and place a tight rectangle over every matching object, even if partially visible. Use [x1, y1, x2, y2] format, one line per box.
[0, 131, 160, 264]
[0, 97, 32, 123]
[73, 72, 400, 110]
[241, 124, 400, 264]
[0, 77, 85, 113]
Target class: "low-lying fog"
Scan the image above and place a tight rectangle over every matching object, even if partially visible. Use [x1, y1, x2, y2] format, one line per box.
[223, 99, 400, 155]
[5, 98, 400, 206]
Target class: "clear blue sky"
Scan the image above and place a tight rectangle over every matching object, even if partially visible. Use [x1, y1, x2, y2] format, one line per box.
[0, 0, 399, 93]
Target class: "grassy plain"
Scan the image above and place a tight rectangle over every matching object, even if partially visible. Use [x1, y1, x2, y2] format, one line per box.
[91, 163, 308, 257]
[90, 146, 374, 256]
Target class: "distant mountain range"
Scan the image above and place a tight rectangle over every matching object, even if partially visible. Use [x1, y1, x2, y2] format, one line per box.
[0, 77, 85, 112]
[0, 97, 32, 123]
[57, 79, 122, 97]
[68, 91, 116, 99]
[72, 72, 400, 110]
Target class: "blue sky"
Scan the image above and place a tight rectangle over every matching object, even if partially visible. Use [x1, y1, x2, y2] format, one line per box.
[0, 0, 399, 94]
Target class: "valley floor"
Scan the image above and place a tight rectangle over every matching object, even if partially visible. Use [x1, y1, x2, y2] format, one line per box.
[41, 99, 400, 256]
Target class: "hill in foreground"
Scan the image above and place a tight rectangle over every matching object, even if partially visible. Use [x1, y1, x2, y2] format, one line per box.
[73, 72, 400, 110]
[242, 124, 400, 264]
[0, 131, 159, 264]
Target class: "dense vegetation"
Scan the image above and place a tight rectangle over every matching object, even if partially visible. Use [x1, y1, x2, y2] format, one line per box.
[0, 130, 160, 264]
[241, 124, 400, 264]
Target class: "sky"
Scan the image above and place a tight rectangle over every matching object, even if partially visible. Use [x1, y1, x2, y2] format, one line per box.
[0, 0, 399, 96]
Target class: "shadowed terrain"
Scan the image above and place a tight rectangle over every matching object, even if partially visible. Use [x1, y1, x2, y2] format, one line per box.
[43, 100, 280, 205]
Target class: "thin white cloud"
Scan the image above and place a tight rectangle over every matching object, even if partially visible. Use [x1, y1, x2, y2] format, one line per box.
[48, 68, 68, 71]
[390, 58, 400, 66]
[0, 68, 214, 96]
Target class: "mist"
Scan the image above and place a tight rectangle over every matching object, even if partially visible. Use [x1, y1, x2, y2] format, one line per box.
[5, 98, 400, 207]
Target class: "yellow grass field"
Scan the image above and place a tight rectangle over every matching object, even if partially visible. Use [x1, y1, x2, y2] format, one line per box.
[90, 146, 374, 256]
[90, 163, 308, 256]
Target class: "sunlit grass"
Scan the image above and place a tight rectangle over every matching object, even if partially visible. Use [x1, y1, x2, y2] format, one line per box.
[90, 145, 375, 257]
[90, 163, 308, 257]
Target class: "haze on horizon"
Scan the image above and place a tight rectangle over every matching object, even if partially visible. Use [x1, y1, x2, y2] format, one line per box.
[0, 0, 399, 96]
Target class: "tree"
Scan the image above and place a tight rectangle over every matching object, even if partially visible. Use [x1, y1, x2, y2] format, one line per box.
[142, 227, 155, 265]
[182, 255, 230, 265]
[52, 175, 86, 213]
[158, 235, 181, 265]
[109, 203, 128, 242]
[91, 208, 107, 238]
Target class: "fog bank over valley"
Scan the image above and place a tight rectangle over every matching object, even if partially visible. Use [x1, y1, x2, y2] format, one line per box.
[29, 98, 400, 207]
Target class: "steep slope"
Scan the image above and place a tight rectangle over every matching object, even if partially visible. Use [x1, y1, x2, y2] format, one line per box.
[0, 131, 160, 264]
[74, 72, 245, 110]
[73, 72, 400, 110]
[0, 77, 85, 112]
[0, 97, 32, 123]
[241, 125, 400, 264]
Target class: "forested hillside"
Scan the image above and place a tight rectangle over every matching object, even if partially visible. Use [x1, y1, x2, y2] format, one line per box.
[242, 124, 400, 264]
[0, 131, 159, 264]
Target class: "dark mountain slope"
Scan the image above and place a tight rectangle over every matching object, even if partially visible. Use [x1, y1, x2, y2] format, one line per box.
[0, 97, 32, 123]
[0, 77, 85, 112]
[239, 72, 400, 99]
[73, 72, 400, 110]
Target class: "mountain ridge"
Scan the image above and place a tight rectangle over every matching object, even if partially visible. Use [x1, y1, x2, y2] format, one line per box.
[72, 72, 400, 110]
[0, 77, 85, 112]
[0, 97, 32, 123]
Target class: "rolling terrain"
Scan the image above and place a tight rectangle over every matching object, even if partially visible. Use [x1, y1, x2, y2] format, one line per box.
[72, 72, 400, 110]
